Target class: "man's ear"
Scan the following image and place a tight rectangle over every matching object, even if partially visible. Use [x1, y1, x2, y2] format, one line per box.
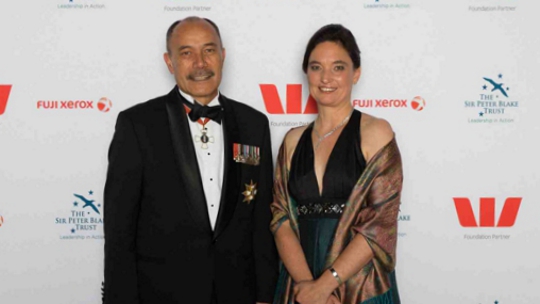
[163, 52, 174, 74]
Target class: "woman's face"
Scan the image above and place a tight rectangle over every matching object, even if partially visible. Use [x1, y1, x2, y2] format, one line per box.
[306, 41, 360, 108]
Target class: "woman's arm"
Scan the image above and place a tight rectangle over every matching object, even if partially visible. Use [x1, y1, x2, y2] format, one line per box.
[293, 234, 373, 303]
[313, 234, 373, 292]
[274, 220, 314, 283]
[272, 126, 314, 283]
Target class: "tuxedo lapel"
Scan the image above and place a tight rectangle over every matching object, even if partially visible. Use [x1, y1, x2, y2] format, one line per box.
[165, 88, 212, 234]
[213, 95, 241, 240]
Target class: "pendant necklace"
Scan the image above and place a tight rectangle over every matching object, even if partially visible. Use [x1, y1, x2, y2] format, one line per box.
[313, 108, 354, 151]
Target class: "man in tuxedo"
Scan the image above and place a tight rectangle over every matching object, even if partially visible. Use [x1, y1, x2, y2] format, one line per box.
[103, 17, 278, 304]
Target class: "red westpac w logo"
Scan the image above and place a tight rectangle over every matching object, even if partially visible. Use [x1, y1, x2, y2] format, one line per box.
[0, 85, 13, 116]
[260, 84, 318, 114]
[453, 197, 522, 227]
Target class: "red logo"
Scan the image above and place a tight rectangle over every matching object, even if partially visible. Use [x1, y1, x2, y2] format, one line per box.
[352, 96, 426, 111]
[0, 85, 13, 116]
[410, 96, 425, 111]
[0, 215, 4, 227]
[36, 97, 112, 113]
[453, 197, 522, 227]
[260, 84, 318, 114]
[97, 97, 112, 112]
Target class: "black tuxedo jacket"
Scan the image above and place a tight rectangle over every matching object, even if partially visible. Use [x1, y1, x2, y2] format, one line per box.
[103, 87, 278, 304]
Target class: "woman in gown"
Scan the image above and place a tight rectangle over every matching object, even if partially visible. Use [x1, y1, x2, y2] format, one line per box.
[270, 24, 403, 304]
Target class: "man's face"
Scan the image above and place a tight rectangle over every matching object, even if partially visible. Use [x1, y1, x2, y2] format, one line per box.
[164, 20, 225, 105]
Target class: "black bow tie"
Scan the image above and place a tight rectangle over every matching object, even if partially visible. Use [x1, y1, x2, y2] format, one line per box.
[187, 101, 223, 124]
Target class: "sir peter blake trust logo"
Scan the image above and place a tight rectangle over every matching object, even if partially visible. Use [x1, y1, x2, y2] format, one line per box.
[464, 73, 519, 123]
[57, 0, 105, 9]
[364, 0, 411, 9]
[397, 206, 411, 238]
[0, 84, 13, 116]
[453, 197, 522, 241]
[55, 190, 103, 240]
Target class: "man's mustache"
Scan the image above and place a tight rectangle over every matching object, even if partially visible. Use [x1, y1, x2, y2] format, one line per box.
[188, 70, 215, 80]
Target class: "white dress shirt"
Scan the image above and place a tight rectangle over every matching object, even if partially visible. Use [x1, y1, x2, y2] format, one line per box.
[178, 89, 224, 230]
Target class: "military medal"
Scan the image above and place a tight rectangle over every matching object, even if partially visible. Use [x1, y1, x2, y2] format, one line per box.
[195, 127, 214, 149]
[233, 143, 260, 166]
[185, 105, 215, 149]
[242, 180, 257, 204]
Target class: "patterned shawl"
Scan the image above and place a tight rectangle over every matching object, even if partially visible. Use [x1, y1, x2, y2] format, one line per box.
[270, 136, 403, 303]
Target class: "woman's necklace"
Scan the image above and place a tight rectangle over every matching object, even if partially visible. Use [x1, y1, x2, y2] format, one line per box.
[313, 108, 354, 151]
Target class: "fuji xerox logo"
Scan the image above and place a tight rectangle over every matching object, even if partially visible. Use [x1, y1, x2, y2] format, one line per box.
[464, 73, 519, 123]
[453, 197, 522, 241]
[37, 97, 112, 113]
[352, 96, 426, 112]
[0, 85, 13, 116]
[55, 190, 104, 240]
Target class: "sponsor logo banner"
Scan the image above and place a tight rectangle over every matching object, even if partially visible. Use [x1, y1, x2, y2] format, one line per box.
[0, 85, 13, 116]
[55, 190, 103, 240]
[453, 197, 522, 241]
[260, 84, 317, 128]
[364, 0, 411, 9]
[163, 0, 212, 12]
[398, 207, 411, 238]
[353, 96, 426, 112]
[468, 0, 517, 12]
[57, 0, 106, 9]
[464, 73, 519, 123]
[37, 97, 112, 113]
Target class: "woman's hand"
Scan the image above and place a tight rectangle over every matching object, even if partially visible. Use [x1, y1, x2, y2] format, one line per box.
[326, 295, 340, 304]
[293, 280, 333, 304]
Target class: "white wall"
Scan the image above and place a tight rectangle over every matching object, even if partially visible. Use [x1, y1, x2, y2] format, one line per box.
[1, 0, 539, 303]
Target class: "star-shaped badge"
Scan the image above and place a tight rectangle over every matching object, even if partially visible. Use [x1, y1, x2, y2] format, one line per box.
[242, 180, 257, 204]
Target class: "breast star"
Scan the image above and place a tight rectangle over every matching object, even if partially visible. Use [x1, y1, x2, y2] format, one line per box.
[242, 180, 258, 204]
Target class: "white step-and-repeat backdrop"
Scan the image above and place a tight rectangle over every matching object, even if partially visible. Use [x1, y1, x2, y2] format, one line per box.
[1, 0, 539, 303]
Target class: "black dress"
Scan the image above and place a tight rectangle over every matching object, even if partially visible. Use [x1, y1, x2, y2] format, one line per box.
[288, 110, 366, 278]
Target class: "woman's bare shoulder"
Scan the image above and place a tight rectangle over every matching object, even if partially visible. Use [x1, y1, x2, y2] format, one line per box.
[360, 113, 394, 162]
[283, 125, 310, 160]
